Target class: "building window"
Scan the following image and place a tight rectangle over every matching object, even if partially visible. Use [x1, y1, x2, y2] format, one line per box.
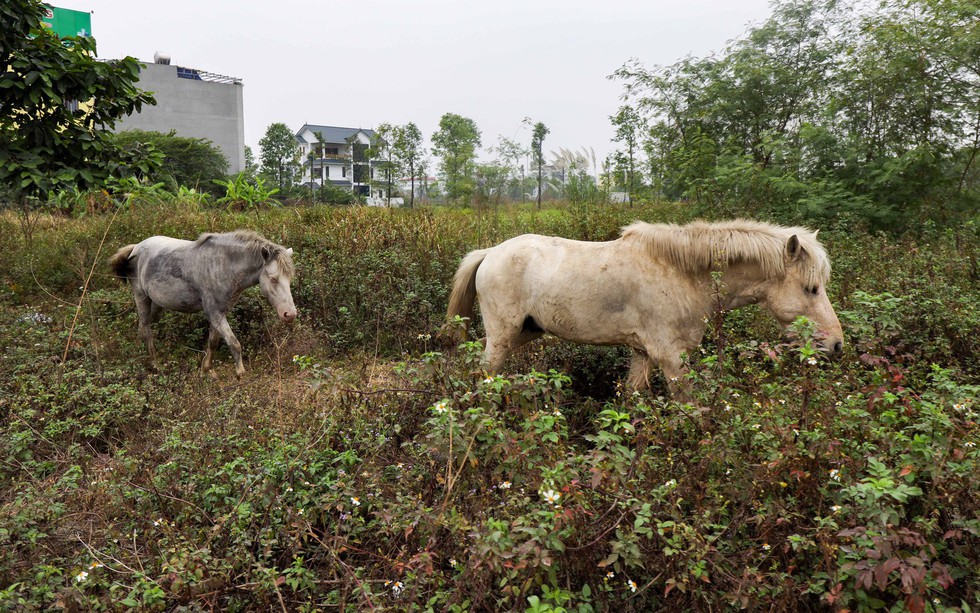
[324, 166, 329, 178]
[342, 166, 347, 178]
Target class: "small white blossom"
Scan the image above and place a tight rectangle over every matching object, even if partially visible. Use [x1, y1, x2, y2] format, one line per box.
[762, 543, 771, 551]
[350, 497, 361, 507]
[628, 579, 637, 593]
[433, 400, 449, 414]
[830, 505, 842, 513]
[605, 571, 615, 580]
[965, 442, 976, 448]
[807, 357, 818, 365]
[541, 488, 561, 505]
[75, 570, 89, 582]
[664, 479, 677, 488]
[483, 376, 494, 384]
[500, 481, 512, 489]
[829, 469, 841, 481]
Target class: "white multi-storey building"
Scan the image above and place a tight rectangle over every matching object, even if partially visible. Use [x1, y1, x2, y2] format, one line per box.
[295, 124, 377, 196]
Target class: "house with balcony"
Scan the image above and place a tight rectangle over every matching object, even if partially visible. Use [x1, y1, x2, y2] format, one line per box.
[295, 124, 379, 196]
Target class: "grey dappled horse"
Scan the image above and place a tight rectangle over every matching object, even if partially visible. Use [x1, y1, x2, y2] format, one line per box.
[446, 219, 844, 398]
[109, 230, 297, 377]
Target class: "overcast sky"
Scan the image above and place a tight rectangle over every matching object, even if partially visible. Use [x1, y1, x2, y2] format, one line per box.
[54, 0, 774, 168]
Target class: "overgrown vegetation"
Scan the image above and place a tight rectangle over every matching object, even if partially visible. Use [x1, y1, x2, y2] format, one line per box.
[0, 199, 977, 611]
[610, 0, 980, 233]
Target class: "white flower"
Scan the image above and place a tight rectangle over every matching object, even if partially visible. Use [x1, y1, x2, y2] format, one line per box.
[88, 561, 103, 570]
[350, 497, 361, 507]
[829, 469, 841, 481]
[541, 488, 561, 505]
[807, 357, 818, 365]
[450, 558, 458, 568]
[762, 543, 771, 551]
[392, 581, 403, 595]
[965, 442, 976, 448]
[285, 486, 293, 492]
[953, 403, 964, 411]
[75, 570, 88, 582]
[830, 505, 841, 513]
[664, 479, 677, 488]
[628, 579, 637, 593]
[297, 508, 304, 515]
[605, 571, 615, 580]
[500, 481, 512, 489]
[433, 400, 449, 414]
[483, 376, 494, 384]
[552, 409, 562, 417]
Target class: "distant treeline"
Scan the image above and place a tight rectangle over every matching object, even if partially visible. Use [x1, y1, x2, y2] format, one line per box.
[611, 0, 980, 232]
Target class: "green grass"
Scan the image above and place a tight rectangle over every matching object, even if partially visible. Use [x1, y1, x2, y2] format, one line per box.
[0, 201, 978, 611]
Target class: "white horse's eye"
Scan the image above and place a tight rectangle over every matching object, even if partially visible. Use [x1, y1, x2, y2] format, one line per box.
[805, 286, 819, 295]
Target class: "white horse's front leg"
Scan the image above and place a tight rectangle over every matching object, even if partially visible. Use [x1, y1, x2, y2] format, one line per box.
[207, 313, 245, 378]
[627, 349, 651, 389]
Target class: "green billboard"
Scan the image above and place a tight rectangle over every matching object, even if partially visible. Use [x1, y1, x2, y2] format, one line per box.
[41, 5, 93, 38]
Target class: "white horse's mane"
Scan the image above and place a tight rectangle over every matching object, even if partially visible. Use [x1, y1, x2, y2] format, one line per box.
[196, 230, 295, 277]
[621, 219, 831, 288]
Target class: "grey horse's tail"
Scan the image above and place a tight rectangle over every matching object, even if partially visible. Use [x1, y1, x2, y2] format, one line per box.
[443, 248, 490, 341]
[108, 244, 137, 283]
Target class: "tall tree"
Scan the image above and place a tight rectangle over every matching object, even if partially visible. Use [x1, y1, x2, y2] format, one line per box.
[609, 106, 645, 199]
[431, 113, 481, 205]
[0, 0, 159, 206]
[530, 122, 549, 208]
[492, 136, 530, 202]
[258, 122, 299, 192]
[371, 122, 399, 206]
[393, 122, 424, 208]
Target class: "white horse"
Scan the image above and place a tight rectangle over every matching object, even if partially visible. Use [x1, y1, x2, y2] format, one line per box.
[109, 230, 297, 377]
[446, 219, 844, 396]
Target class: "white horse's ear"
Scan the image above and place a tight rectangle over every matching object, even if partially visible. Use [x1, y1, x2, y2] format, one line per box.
[785, 235, 803, 261]
[286, 248, 293, 256]
[813, 229, 819, 240]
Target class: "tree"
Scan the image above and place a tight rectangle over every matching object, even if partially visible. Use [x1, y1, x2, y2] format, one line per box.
[492, 136, 530, 202]
[243, 146, 258, 179]
[111, 130, 228, 193]
[431, 113, 481, 205]
[371, 122, 399, 206]
[609, 106, 644, 199]
[530, 122, 549, 208]
[0, 0, 159, 207]
[393, 122, 425, 208]
[258, 122, 300, 192]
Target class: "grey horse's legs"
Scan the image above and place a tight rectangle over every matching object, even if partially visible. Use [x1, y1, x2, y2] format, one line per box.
[200, 326, 223, 377]
[133, 289, 159, 370]
[205, 311, 245, 377]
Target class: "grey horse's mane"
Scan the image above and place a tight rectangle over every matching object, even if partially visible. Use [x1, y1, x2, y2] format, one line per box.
[195, 230, 295, 277]
[621, 219, 830, 288]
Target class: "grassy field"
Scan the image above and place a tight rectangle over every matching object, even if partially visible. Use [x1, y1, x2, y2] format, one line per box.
[0, 200, 978, 611]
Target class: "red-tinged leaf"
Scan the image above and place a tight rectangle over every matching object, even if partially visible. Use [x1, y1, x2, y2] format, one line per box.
[943, 529, 961, 540]
[275, 576, 285, 586]
[899, 465, 913, 477]
[664, 581, 676, 597]
[907, 594, 924, 613]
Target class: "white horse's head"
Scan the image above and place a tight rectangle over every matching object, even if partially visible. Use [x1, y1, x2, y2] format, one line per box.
[761, 234, 843, 357]
[259, 246, 297, 323]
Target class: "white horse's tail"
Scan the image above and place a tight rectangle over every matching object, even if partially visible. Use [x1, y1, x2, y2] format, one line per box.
[444, 248, 490, 340]
[108, 244, 137, 283]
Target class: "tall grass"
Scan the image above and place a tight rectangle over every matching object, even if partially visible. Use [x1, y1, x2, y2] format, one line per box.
[0, 200, 977, 611]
